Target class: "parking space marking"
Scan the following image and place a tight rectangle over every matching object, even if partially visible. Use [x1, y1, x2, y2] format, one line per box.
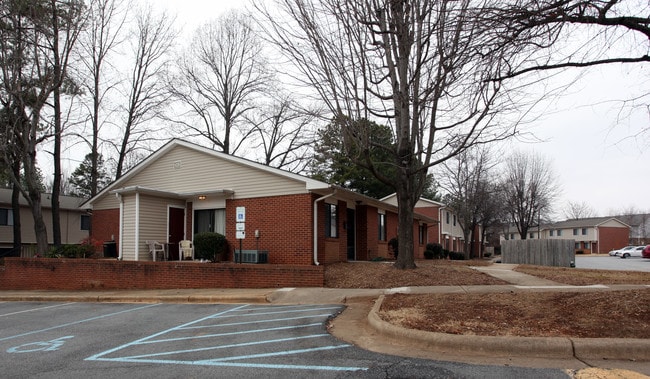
[182, 313, 334, 330]
[87, 304, 368, 372]
[119, 335, 330, 360]
[87, 304, 250, 360]
[0, 303, 73, 318]
[201, 344, 351, 362]
[141, 322, 323, 344]
[0, 303, 160, 343]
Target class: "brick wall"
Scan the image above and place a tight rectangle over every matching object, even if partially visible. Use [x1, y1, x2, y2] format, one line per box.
[598, 226, 630, 254]
[0, 258, 324, 290]
[226, 194, 315, 265]
[91, 209, 120, 251]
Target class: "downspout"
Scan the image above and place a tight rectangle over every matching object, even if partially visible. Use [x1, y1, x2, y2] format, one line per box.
[313, 190, 337, 266]
[438, 206, 444, 246]
[116, 193, 124, 260]
[135, 192, 140, 261]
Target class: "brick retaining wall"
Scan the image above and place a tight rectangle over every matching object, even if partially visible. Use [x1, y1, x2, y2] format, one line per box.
[0, 258, 325, 290]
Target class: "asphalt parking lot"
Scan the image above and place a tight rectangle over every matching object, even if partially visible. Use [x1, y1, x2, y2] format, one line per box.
[575, 255, 650, 272]
[0, 302, 570, 378]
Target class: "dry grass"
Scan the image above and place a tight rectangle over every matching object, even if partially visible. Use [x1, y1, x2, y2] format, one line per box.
[324, 259, 505, 288]
[325, 259, 650, 338]
[515, 264, 650, 285]
[380, 290, 650, 338]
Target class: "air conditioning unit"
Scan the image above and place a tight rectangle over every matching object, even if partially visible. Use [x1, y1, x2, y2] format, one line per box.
[234, 250, 268, 264]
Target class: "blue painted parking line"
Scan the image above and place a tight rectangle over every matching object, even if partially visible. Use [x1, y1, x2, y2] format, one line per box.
[140, 322, 324, 344]
[0, 304, 160, 343]
[0, 303, 73, 318]
[119, 335, 331, 360]
[87, 304, 367, 372]
[200, 344, 351, 362]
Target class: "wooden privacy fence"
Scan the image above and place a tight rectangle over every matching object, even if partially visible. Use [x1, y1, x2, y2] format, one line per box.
[501, 239, 575, 267]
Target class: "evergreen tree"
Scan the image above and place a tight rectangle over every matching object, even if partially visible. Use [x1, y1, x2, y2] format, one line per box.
[311, 119, 396, 199]
[69, 153, 111, 199]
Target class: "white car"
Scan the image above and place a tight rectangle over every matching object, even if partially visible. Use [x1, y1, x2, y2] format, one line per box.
[609, 246, 635, 256]
[620, 246, 644, 259]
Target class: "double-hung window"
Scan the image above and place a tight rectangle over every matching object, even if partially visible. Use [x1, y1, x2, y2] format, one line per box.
[378, 213, 386, 241]
[325, 203, 338, 238]
[80, 214, 91, 231]
[0, 208, 13, 226]
[419, 224, 427, 244]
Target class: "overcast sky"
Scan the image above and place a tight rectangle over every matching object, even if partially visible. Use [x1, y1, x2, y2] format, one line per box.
[159, 0, 649, 217]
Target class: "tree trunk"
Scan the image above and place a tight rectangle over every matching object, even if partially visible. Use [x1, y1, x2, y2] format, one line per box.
[29, 189, 49, 255]
[50, 0, 62, 247]
[394, 176, 417, 270]
[51, 86, 62, 247]
[11, 175, 21, 254]
[24, 118, 49, 255]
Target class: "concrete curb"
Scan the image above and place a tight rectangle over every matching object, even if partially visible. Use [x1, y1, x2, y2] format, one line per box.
[0, 294, 270, 304]
[368, 294, 650, 361]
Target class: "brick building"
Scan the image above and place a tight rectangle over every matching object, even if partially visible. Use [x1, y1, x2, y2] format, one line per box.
[83, 139, 436, 264]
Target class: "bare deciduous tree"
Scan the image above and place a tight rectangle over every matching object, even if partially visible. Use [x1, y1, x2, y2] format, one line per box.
[113, 4, 176, 179]
[490, 1, 650, 138]
[48, 0, 85, 247]
[563, 200, 596, 219]
[256, 0, 529, 268]
[502, 150, 560, 240]
[77, 0, 127, 196]
[439, 146, 498, 258]
[168, 10, 271, 155]
[491, 0, 649, 79]
[246, 96, 319, 173]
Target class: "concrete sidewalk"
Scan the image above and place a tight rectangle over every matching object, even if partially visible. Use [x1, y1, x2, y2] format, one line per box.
[1, 264, 649, 373]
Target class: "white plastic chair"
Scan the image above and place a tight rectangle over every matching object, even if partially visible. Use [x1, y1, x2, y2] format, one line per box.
[146, 240, 166, 261]
[179, 240, 194, 260]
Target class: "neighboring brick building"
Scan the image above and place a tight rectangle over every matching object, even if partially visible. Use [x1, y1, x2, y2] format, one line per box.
[500, 217, 630, 254]
[83, 139, 436, 264]
[381, 195, 469, 254]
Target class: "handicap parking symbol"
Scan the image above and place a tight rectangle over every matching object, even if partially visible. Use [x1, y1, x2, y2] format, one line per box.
[7, 336, 74, 353]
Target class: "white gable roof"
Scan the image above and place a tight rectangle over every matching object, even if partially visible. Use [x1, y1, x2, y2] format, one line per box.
[381, 193, 445, 208]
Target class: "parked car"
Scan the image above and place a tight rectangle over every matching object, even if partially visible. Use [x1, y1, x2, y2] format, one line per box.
[620, 246, 644, 259]
[609, 246, 635, 256]
[642, 245, 650, 259]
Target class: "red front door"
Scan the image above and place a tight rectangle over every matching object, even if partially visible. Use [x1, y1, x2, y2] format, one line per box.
[168, 207, 185, 260]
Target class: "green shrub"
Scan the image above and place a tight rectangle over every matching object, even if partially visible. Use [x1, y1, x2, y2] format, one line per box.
[449, 251, 465, 260]
[47, 243, 95, 258]
[426, 243, 444, 259]
[193, 232, 228, 261]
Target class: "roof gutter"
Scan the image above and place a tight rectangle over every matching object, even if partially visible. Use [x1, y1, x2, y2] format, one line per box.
[313, 190, 337, 266]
